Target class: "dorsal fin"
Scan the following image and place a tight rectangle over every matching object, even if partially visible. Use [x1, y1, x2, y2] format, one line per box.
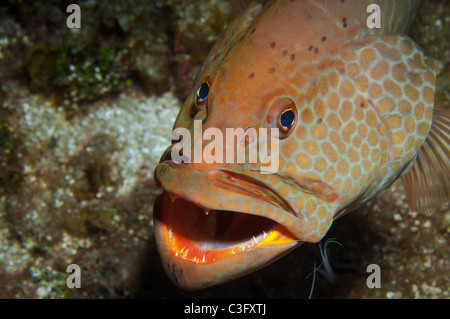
[401, 108, 450, 215]
[230, 0, 255, 16]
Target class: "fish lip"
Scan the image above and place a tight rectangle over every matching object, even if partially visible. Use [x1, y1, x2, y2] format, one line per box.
[158, 161, 297, 214]
[154, 160, 314, 239]
[216, 169, 297, 215]
[158, 161, 336, 210]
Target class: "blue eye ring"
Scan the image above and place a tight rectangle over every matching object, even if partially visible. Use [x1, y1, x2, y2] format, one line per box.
[194, 79, 210, 109]
[278, 107, 297, 137]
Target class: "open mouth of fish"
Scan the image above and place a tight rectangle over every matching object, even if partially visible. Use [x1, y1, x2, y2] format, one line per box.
[155, 192, 296, 264]
[153, 161, 300, 289]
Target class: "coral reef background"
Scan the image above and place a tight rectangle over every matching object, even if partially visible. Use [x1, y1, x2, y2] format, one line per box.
[0, 0, 448, 298]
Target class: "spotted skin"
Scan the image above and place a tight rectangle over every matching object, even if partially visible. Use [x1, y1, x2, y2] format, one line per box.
[153, 0, 440, 290]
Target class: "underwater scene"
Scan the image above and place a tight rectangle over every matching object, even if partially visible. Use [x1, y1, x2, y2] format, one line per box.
[0, 0, 448, 299]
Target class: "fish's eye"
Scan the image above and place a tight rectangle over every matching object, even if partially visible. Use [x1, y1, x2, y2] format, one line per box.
[194, 81, 210, 109]
[278, 107, 296, 137]
[266, 97, 297, 139]
[276, 102, 297, 138]
[279, 108, 295, 132]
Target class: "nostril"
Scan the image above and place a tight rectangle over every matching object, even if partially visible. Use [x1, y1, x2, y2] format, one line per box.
[159, 146, 174, 163]
[194, 108, 208, 122]
[240, 128, 256, 148]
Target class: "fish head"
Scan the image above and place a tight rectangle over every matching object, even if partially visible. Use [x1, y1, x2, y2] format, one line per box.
[152, 32, 343, 291]
[153, 63, 306, 291]
[153, 0, 437, 290]
[152, 3, 350, 291]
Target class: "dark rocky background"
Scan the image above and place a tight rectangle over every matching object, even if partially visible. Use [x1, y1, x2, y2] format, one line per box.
[0, 0, 448, 298]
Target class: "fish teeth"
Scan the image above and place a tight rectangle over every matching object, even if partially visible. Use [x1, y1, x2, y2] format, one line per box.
[202, 210, 216, 238]
[168, 193, 177, 203]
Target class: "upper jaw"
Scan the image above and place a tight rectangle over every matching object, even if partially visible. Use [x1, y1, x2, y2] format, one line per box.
[212, 169, 297, 215]
[154, 161, 304, 237]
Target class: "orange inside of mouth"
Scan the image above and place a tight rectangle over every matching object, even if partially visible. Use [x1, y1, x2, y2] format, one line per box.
[155, 192, 297, 264]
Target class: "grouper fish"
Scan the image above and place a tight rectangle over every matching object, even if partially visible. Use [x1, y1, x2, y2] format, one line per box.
[153, 0, 450, 290]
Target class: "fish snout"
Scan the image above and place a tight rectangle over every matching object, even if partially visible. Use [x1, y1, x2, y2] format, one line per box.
[187, 125, 262, 173]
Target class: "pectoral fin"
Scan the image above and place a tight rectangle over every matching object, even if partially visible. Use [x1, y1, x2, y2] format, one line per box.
[401, 108, 450, 215]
